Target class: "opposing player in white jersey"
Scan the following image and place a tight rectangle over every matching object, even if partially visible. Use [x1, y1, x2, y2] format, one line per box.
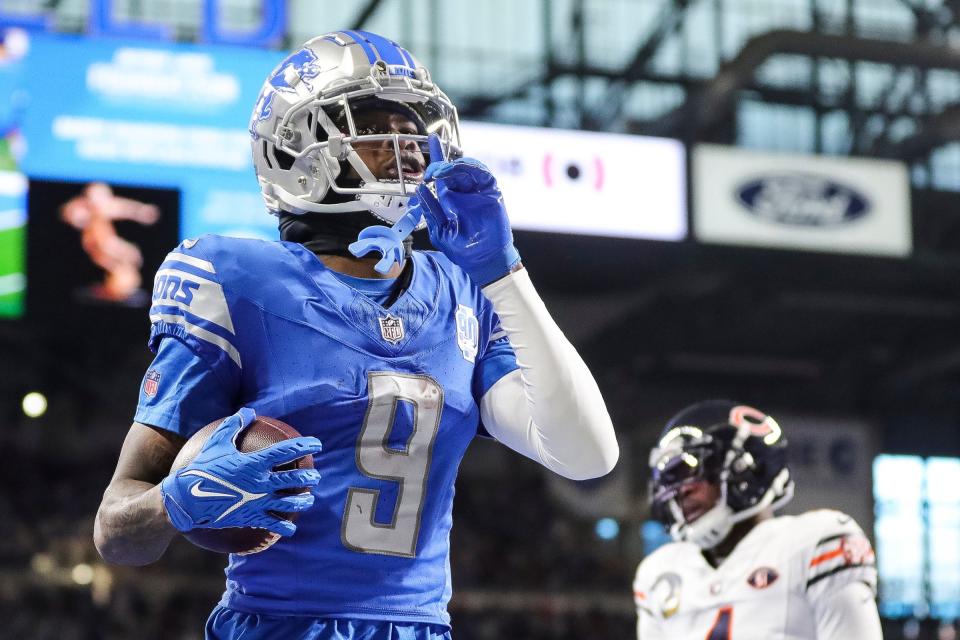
[634, 400, 882, 640]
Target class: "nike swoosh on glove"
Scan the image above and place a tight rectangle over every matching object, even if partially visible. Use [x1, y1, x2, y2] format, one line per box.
[160, 407, 322, 536]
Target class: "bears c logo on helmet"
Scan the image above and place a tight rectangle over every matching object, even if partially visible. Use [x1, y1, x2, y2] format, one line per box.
[729, 405, 782, 444]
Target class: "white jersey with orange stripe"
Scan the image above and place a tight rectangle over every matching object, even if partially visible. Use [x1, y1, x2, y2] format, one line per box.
[633, 509, 877, 640]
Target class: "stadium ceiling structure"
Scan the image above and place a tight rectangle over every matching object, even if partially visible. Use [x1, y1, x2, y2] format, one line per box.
[447, 0, 960, 437]
[455, 1, 960, 162]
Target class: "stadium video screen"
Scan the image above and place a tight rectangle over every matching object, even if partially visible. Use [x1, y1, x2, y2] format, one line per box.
[26, 179, 179, 314]
[874, 454, 960, 619]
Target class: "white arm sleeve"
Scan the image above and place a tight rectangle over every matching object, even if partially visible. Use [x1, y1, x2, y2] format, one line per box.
[813, 581, 883, 640]
[478, 268, 619, 480]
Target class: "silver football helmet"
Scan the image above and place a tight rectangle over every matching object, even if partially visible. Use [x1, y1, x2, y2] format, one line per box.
[249, 30, 461, 223]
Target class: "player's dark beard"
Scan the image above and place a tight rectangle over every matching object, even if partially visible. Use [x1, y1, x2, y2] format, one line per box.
[278, 164, 415, 258]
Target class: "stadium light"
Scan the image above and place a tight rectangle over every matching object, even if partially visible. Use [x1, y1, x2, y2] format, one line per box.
[22, 391, 47, 418]
[30, 553, 54, 576]
[595, 518, 620, 540]
[71, 563, 94, 585]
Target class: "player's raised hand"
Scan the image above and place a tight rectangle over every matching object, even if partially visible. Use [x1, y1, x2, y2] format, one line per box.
[408, 134, 521, 286]
[159, 408, 322, 536]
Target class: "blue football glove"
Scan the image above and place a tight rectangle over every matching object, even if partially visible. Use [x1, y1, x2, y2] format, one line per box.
[160, 407, 322, 536]
[408, 134, 521, 286]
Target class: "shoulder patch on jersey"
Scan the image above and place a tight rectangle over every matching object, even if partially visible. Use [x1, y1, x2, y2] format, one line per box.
[635, 546, 693, 619]
[648, 571, 683, 619]
[143, 369, 161, 397]
[807, 533, 875, 587]
[746, 566, 779, 589]
[804, 511, 876, 591]
[150, 247, 240, 368]
[455, 304, 479, 363]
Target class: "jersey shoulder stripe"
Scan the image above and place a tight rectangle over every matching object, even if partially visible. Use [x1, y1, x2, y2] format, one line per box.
[806, 534, 876, 589]
[800, 510, 877, 593]
[149, 302, 240, 367]
[149, 237, 241, 370]
[163, 250, 216, 274]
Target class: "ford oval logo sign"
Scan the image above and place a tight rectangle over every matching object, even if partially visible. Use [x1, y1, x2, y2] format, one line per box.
[735, 174, 870, 226]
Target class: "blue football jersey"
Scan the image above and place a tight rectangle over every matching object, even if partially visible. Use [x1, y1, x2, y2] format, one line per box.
[135, 235, 518, 625]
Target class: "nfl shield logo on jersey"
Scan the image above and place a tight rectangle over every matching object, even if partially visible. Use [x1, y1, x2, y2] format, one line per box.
[379, 314, 405, 344]
[455, 305, 479, 363]
[143, 370, 161, 397]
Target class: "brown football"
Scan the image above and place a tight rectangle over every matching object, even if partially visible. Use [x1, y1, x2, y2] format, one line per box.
[169, 415, 314, 555]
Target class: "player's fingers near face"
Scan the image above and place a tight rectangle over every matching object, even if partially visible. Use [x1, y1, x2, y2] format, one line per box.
[268, 468, 321, 490]
[427, 133, 446, 167]
[412, 184, 453, 228]
[265, 492, 315, 513]
[435, 161, 496, 194]
[456, 157, 490, 172]
[424, 146, 450, 182]
[432, 169, 478, 197]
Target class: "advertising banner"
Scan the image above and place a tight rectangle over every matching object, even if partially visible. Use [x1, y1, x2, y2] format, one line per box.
[461, 121, 687, 241]
[693, 144, 911, 257]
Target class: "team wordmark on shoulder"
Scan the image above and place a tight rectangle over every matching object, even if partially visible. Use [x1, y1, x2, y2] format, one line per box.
[149, 251, 241, 367]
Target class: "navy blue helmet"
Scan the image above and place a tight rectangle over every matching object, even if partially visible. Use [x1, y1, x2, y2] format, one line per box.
[648, 400, 793, 548]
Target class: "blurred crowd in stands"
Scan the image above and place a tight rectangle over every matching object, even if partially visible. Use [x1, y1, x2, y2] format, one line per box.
[0, 411, 952, 639]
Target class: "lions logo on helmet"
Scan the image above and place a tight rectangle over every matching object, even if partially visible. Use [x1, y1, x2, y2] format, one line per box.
[648, 400, 794, 549]
[268, 48, 322, 93]
[249, 30, 461, 224]
[252, 90, 276, 125]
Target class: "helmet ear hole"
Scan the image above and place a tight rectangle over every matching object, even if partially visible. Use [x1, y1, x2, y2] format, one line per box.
[261, 141, 273, 169]
[274, 147, 295, 171]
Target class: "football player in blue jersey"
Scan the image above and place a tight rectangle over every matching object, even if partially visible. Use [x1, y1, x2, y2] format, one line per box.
[94, 30, 619, 640]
